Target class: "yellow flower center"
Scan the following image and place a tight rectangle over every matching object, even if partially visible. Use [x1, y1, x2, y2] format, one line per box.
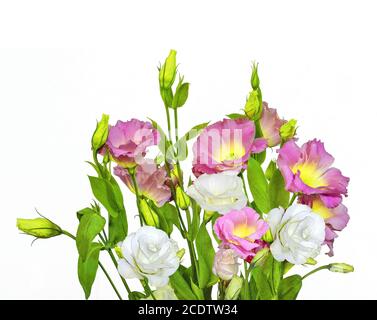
[213, 142, 245, 162]
[311, 199, 333, 219]
[291, 162, 327, 188]
[233, 224, 256, 238]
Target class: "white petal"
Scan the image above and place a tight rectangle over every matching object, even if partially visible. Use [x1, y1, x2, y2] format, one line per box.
[118, 259, 142, 280]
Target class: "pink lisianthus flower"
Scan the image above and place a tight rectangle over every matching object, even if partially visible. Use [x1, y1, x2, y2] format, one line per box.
[213, 207, 268, 260]
[300, 195, 350, 256]
[192, 118, 267, 176]
[114, 161, 171, 207]
[277, 139, 349, 207]
[103, 119, 159, 168]
[260, 102, 287, 147]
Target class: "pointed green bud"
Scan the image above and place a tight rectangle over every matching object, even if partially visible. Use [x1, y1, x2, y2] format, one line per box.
[251, 62, 260, 90]
[280, 119, 297, 141]
[204, 210, 216, 222]
[172, 81, 189, 109]
[262, 229, 274, 243]
[91, 114, 109, 151]
[283, 261, 294, 274]
[159, 49, 177, 89]
[177, 248, 185, 260]
[244, 90, 262, 120]
[176, 186, 190, 210]
[225, 276, 243, 300]
[139, 199, 160, 227]
[265, 160, 277, 181]
[17, 218, 61, 238]
[328, 263, 354, 273]
[305, 258, 317, 265]
[115, 246, 124, 259]
[251, 248, 270, 267]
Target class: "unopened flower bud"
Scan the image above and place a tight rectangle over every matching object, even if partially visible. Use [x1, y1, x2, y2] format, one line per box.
[280, 119, 297, 141]
[115, 245, 124, 259]
[244, 90, 262, 120]
[328, 263, 354, 273]
[177, 248, 185, 260]
[159, 49, 177, 89]
[225, 276, 243, 300]
[251, 62, 260, 90]
[265, 160, 277, 181]
[139, 199, 160, 227]
[251, 247, 270, 267]
[91, 114, 109, 151]
[305, 258, 317, 265]
[17, 218, 61, 238]
[176, 186, 190, 210]
[262, 228, 274, 243]
[212, 248, 240, 281]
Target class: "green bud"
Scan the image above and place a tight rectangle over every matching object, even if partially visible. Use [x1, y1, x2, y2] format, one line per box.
[251, 248, 270, 267]
[115, 246, 124, 259]
[305, 258, 317, 265]
[139, 199, 160, 227]
[17, 218, 61, 238]
[176, 186, 190, 210]
[262, 229, 274, 243]
[159, 49, 177, 89]
[328, 263, 354, 273]
[91, 114, 109, 151]
[251, 62, 260, 90]
[280, 119, 297, 141]
[204, 210, 216, 222]
[265, 160, 277, 181]
[172, 81, 189, 109]
[244, 90, 262, 120]
[177, 248, 185, 260]
[283, 261, 294, 274]
[225, 276, 243, 300]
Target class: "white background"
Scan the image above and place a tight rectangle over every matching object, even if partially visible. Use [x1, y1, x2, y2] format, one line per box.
[1, 0, 376, 299]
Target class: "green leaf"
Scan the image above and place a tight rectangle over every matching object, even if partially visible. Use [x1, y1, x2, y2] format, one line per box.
[271, 259, 282, 295]
[268, 169, 290, 209]
[149, 118, 174, 160]
[172, 82, 189, 108]
[150, 202, 173, 235]
[251, 267, 274, 300]
[160, 203, 180, 231]
[195, 223, 218, 288]
[76, 213, 105, 261]
[107, 176, 128, 245]
[240, 274, 251, 300]
[278, 275, 302, 300]
[247, 157, 270, 214]
[76, 207, 97, 221]
[78, 243, 101, 299]
[169, 268, 197, 300]
[160, 87, 174, 107]
[191, 279, 205, 300]
[88, 176, 120, 218]
[188, 201, 200, 241]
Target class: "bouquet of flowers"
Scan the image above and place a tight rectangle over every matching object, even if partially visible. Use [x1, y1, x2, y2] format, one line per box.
[17, 50, 353, 300]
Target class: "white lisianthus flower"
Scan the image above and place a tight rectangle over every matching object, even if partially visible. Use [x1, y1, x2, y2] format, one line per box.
[186, 171, 247, 214]
[117, 226, 179, 287]
[212, 248, 240, 281]
[141, 285, 178, 300]
[266, 204, 325, 265]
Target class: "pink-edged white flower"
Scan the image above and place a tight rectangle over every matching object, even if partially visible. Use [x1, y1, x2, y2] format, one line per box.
[212, 248, 240, 281]
[117, 226, 179, 288]
[186, 171, 247, 214]
[260, 102, 286, 147]
[300, 195, 350, 256]
[192, 118, 267, 176]
[277, 139, 349, 208]
[266, 204, 326, 265]
[114, 161, 171, 207]
[214, 207, 268, 260]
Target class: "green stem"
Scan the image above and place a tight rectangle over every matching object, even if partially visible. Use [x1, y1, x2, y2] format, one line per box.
[98, 262, 123, 300]
[302, 265, 329, 280]
[107, 248, 133, 297]
[240, 172, 251, 205]
[128, 169, 144, 226]
[164, 105, 173, 142]
[141, 279, 157, 300]
[61, 229, 124, 300]
[289, 193, 298, 206]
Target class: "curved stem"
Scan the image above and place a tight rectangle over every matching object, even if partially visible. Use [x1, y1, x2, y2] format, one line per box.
[99, 262, 123, 300]
[107, 248, 133, 297]
[128, 169, 144, 226]
[302, 265, 329, 280]
[289, 193, 298, 206]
